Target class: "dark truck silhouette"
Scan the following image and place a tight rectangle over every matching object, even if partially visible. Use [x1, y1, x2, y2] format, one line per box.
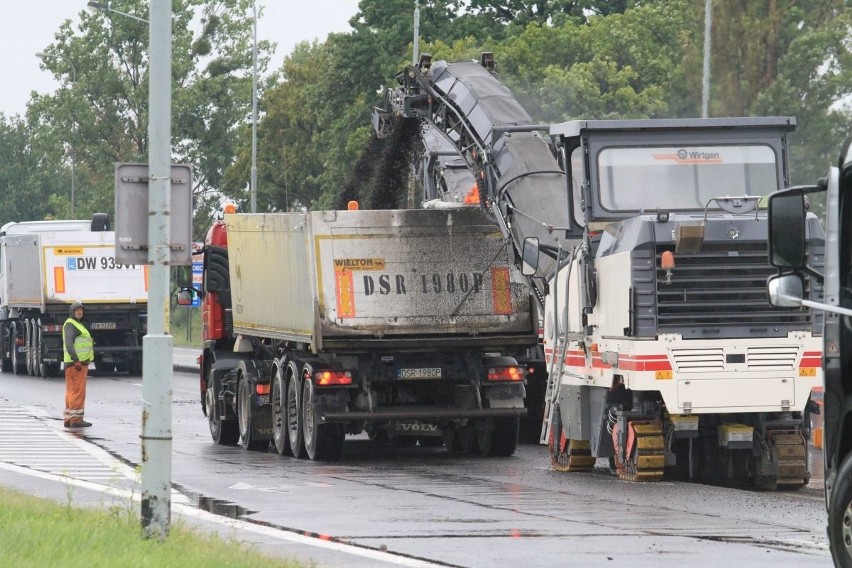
[766, 136, 852, 566]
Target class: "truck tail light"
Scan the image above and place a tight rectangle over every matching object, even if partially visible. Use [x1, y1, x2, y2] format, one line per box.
[42, 324, 62, 333]
[256, 383, 270, 395]
[487, 366, 524, 382]
[315, 370, 353, 386]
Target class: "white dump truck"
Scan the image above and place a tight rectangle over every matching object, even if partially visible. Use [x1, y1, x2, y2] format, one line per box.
[0, 214, 148, 376]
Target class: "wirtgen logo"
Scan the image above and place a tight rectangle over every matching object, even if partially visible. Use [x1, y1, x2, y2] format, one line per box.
[655, 149, 723, 164]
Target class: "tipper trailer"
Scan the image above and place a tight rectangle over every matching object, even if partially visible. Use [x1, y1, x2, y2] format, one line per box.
[0, 215, 148, 376]
[184, 206, 536, 460]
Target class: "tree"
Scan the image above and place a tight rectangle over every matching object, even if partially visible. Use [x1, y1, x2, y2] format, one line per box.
[703, 0, 852, 184]
[497, 0, 696, 120]
[0, 114, 70, 224]
[27, 0, 272, 234]
[229, 0, 851, 213]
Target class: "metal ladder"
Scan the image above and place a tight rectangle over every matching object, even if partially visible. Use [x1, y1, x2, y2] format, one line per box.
[538, 336, 568, 444]
[537, 244, 575, 445]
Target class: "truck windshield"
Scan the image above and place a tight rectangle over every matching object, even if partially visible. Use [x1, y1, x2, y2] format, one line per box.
[597, 144, 778, 212]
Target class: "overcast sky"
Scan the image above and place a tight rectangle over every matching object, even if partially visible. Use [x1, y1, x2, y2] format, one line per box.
[0, 1, 361, 117]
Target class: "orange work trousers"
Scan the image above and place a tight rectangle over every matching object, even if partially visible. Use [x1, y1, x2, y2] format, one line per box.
[64, 363, 88, 425]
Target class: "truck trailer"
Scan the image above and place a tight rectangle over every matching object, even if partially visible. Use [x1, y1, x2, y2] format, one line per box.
[0, 214, 148, 376]
[183, 206, 535, 461]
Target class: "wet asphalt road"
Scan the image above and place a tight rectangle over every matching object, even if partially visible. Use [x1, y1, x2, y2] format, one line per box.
[0, 350, 833, 567]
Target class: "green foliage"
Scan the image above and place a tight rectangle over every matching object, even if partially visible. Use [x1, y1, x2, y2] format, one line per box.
[705, 0, 852, 183]
[497, 0, 698, 120]
[16, 0, 271, 230]
[0, 486, 305, 567]
[0, 114, 71, 223]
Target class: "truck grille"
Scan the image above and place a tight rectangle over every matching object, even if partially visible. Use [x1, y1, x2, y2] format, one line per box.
[670, 346, 799, 373]
[654, 242, 811, 338]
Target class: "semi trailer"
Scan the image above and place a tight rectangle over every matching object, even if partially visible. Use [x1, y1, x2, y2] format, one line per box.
[0, 214, 147, 376]
[181, 205, 536, 461]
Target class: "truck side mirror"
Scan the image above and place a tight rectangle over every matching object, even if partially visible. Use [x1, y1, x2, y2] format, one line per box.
[521, 237, 539, 276]
[767, 273, 805, 308]
[176, 288, 196, 306]
[767, 185, 821, 268]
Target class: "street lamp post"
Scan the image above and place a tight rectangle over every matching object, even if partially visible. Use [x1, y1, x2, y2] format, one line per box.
[702, 0, 712, 118]
[86, 1, 149, 23]
[36, 51, 77, 218]
[87, 1, 171, 539]
[250, 0, 258, 213]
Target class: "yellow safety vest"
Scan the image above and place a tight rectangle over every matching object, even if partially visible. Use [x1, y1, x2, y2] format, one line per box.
[63, 318, 94, 363]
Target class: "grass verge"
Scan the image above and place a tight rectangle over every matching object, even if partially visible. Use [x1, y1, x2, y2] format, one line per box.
[0, 486, 308, 567]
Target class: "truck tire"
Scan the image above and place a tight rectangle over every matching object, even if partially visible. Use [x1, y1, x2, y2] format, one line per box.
[25, 319, 33, 376]
[474, 418, 495, 456]
[474, 416, 520, 457]
[237, 372, 266, 451]
[286, 361, 305, 458]
[125, 356, 142, 376]
[270, 360, 290, 456]
[1, 325, 11, 373]
[489, 417, 520, 457]
[301, 378, 344, 461]
[443, 423, 474, 455]
[206, 370, 238, 445]
[35, 322, 46, 378]
[829, 452, 852, 567]
[11, 324, 24, 375]
[519, 363, 547, 444]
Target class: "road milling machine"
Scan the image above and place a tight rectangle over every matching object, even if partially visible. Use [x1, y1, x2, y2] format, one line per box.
[373, 52, 823, 488]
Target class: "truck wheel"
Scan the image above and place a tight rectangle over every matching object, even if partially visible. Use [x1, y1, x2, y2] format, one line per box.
[488, 417, 519, 457]
[270, 361, 290, 456]
[286, 362, 305, 458]
[1, 325, 11, 373]
[301, 378, 344, 461]
[443, 424, 474, 455]
[206, 372, 237, 445]
[237, 373, 266, 451]
[11, 324, 24, 375]
[475, 419, 495, 456]
[25, 319, 33, 376]
[35, 322, 46, 378]
[829, 452, 852, 567]
[127, 358, 142, 376]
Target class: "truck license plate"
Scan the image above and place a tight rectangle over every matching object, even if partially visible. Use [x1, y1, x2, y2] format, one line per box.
[90, 322, 117, 330]
[398, 368, 442, 380]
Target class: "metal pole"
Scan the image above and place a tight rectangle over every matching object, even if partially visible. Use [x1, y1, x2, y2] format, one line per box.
[250, 0, 258, 213]
[412, 1, 420, 66]
[141, 0, 173, 540]
[701, 0, 712, 118]
[71, 153, 76, 218]
[69, 61, 77, 218]
[36, 52, 77, 217]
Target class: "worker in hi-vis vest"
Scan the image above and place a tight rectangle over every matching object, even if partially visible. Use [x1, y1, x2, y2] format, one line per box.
[63, 301, 94, 428]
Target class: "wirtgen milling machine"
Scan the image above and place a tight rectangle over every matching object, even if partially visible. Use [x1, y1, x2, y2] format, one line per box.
[374, 52, 823, 488]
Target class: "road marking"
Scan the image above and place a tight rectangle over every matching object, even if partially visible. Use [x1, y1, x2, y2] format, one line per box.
[0, 401, 445, 568]
[0, 460, 445, 567]
[0, 403, 137, 485]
